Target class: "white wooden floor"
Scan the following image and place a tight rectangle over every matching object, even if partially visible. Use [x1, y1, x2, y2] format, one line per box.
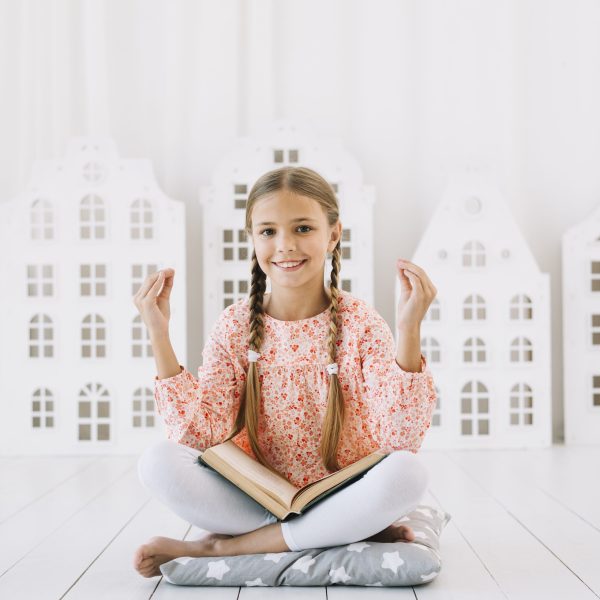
[1, 445, 599, 600]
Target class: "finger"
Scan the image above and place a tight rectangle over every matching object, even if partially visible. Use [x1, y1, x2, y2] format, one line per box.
[158, 269, 175, 299]
[397, 266, 412, 290]
[144, 271, 165, 300]
[398, 260, 436, 296]
[135, 271, 163, 300]
[404, 269, 425, 295]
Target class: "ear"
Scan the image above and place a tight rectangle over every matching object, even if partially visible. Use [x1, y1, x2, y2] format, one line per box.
[328, 221, 342, 253]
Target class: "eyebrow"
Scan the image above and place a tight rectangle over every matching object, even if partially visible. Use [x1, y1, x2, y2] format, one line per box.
[255, 218, 318, 226]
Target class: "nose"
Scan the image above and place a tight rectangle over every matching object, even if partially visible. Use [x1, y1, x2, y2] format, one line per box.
[276, 230, 296, 253]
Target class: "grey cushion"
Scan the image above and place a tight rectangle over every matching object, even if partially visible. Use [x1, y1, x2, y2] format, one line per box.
[160, 504, 451, 587]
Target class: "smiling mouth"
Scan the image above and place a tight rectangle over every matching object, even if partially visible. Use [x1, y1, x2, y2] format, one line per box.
[272, 259, 308, 271]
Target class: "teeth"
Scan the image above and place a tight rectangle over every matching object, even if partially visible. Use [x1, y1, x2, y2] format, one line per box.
[276, 261, 303, 268]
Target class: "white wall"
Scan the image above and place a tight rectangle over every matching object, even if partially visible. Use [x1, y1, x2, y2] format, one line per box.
[1, 0, 599, 442]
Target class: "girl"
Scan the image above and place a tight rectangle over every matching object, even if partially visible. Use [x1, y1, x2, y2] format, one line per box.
[133, 166, 438, 578]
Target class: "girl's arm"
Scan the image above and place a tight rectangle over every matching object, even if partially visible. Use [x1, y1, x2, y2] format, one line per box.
[153, 312, 244, 450]
[360, 311, 437, 454]
[150, 331, 183, 379]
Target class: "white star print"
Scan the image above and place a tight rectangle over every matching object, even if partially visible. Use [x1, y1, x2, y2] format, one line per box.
[205, 559, 230, 580]
[420, 570, 439, 582]
[291, 554, 316, 573]
[329, 565, 352, 584]
[245, 577, 268, 586]
[381, 551, 405, 574]
[346, 541, 370, 553]
[264, 552, 288, 563]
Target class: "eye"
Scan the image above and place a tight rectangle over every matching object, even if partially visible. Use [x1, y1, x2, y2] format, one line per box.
[259, 225, 313, 236]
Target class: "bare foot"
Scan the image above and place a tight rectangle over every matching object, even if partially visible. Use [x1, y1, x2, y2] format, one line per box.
[364, 522, 415, 544]
[133, 532, 234, 578]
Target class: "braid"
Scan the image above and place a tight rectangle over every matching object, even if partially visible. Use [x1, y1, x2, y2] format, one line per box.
[320, 241, 345, 472]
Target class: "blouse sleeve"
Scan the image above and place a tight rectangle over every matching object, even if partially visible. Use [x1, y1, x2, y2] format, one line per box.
[153, 310, 245, 450]
[359, 311, 437, 453]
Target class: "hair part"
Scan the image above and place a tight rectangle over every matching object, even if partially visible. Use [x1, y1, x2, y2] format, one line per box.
[221, 166, 345, 473]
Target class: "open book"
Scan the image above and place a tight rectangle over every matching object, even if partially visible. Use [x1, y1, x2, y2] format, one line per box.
[197, 440, 388, 521]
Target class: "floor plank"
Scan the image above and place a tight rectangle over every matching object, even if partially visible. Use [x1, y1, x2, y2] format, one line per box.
[0, 459, 145, 599]
[447, 449, 600, 597]
[419, 451, 598, 600]
[413, 488, 506, 600]
[0, 456, 134, 577]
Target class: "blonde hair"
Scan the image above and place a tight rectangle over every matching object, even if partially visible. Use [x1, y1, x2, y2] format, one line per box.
[221, 166, 344, 473]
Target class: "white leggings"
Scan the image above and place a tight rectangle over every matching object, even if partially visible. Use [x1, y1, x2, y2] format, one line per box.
[137, 439, 429, 552]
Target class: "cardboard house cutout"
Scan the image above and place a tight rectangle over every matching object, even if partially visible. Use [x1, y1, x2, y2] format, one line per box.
[0, 137, 186, 455]
[199, 120, 376, 342]
[562, 205, 600, 444]
[398, 172, 552, 448]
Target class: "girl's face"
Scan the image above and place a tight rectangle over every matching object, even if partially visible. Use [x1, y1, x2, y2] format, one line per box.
[250, 190, 341, 288]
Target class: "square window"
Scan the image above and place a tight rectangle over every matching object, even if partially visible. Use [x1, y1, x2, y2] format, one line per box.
[510, 350, 519, 362]
[79, 401, 91, 418]
[79, 424, 91, 441]
[274, 149, 284, 163]
[224, 280, 233, 293]
[238, 229, 247, 242]
[463, 350, 472, 362]
[44, 345, 53, 357]
[146, 399, 154, 411]
[239, 248, 248, 260]
[32, 416, 41, 428]
[524, 308, 533, 319]
[288, 149, 299, 162]
[524, 395, 533, 408]
[97, 401, 110, 419]
[477, 308, 486, 319]
[593, 375, 600, 388]
[97, 423, 110, 441]
[510, 396, 519, 409]
[28, 283, 37, 296]
[592, 314, 600, 327]
[223, 230, 233, 243]
[592, 261, 600, 274]
[239, 280, 248, 293]
[42, 283, 53, 296]
[432, 414, 441, 426]
[592, 280, 600, 292]
[524, 413, 533, 425]
[342, 229, 351, 241]
[478, 397, 489, 413]
[223, 248, 233, 261]
[464, 308, 472, 320]
[27, 265, 37, 277]
[147, 416, 155, 427]
[97, 264, 106, 277]
[133, 400, 141, 411]
[478, 419, 489, 435]
[32, 400, 41, 412]
[342, 247, 351, 260]
[510, 413, 519, 425]
[132, 345, 142, 358]
[97, 329, 106, 341]
[46, 400, 53, 411]
[593, 333, 600, 345]
[594, 393, 600, 406]
[133, 416, 141, 427]
[234, 199, 246, 210]
[461, 397, 472, 414]
[81, 283, 91, 296]
[461, 420, 472, 435]
[42, 265, 52, 277]
[96, 283, 106, 295]
[477, 350, 486, 362]
[132, 265, 142, 277]
[46, 416, 54, 427]
[234, 184, 247, 194]
[97, 345, 106, 358]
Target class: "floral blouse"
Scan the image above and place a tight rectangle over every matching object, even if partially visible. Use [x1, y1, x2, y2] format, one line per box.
[154, 288, 437, 488]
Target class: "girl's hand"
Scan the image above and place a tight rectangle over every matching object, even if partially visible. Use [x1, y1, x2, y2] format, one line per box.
[132, 268, 175, 336]
[396, 259, 437, 331]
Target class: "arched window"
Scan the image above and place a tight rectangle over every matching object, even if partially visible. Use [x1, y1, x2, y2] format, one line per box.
[77, 383, 111, 441]
[32, 388, 55, 428]
[30, 199, 54, 240]
[462, 241, 486, 267]
[463, 294, 486, 321]
[510, 294, 533, 320]
[132, 387, 155, 428]
[79, 194, 106, 240]
[421, 337, 441, 363]
[460, 381, 490, 436]
[132, 315, 153, 358]
[81, 314, 107, 358]
[29, 314, 54, 358]
[130, 198, 154, 240]
[463, 337, 486, 363]
[510, 337, 533, 362]
[424, 298, 441, 322]
[509, 383, 534, 425]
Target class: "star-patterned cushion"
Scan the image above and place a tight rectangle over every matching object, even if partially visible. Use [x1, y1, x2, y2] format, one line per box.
[159, 504, 451, 587]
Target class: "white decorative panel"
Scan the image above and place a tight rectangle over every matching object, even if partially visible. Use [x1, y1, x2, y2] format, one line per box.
[200, 120, 376, 343]
[562, 205, 600, 444]
[0, 137, 186, 455]
[397, 172, 552, 449]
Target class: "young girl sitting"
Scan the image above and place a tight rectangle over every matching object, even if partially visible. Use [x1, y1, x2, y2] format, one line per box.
[133, 166, 438, 578]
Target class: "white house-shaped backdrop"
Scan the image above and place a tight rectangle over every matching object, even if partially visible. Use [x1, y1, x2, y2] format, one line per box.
[397, 173, 552, 449]
[562, 205, 600, 444]
[200, 121, 375, 341]
[0, 137, 186, 455]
